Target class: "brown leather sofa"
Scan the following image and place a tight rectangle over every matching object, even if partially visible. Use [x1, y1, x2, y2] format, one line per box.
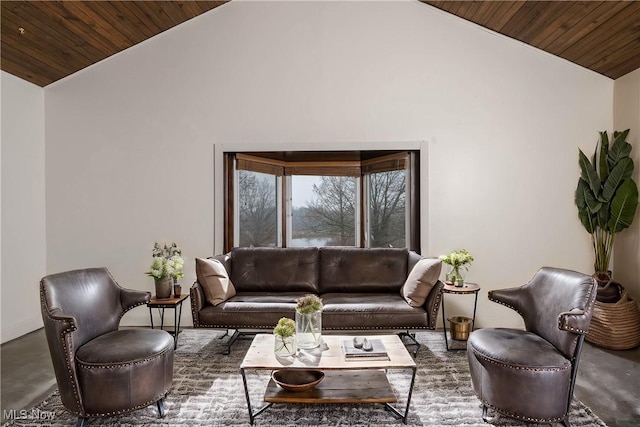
[191, 247, 444, 354]
[467, 267, 597, 427]
[40, 268, 175, 426]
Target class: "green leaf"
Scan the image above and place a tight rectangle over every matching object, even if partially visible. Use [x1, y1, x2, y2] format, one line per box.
[575, 179, 599, 233]
[578, 149, 601, 196]
[609, 178, 639, 233]
[608, 129, 632, 166]
[597, 131, 609, 182]
[602, 157, 634, 202]
[576, 178, 601, 213]
[598, 207, 608, 229]
[577, 209, 595, 234]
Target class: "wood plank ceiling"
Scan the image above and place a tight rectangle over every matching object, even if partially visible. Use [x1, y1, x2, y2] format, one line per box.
[423, 1, 640, 81]
[1, 1, 228, 87]
[1, 1, 639, 87]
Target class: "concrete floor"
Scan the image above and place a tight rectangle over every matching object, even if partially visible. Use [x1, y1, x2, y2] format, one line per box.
[1, 328, 639, 426]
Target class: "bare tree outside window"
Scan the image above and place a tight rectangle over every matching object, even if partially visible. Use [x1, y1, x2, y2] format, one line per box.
[293, 172, 406, 247]
[368, 170, 406, 248]
[304, 176, 357, 246]
[238, 170, 277, 247]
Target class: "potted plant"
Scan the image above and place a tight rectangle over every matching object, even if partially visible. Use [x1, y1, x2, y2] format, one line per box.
[575, 129, 638, 302]
[439, 249, 474, 287]
[146, 242, 185, 298]
[295, 294, 323, 349]
[273, 317, 297, 357]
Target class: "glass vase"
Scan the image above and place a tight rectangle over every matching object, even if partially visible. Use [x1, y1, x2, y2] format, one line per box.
[295, 310, 322, 349]
[448, 266, 466, 287]
[274, 335, 297, 357]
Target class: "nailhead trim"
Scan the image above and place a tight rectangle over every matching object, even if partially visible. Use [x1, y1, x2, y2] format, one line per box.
[479, 397, 566, 423]
[561, 323, 589, 334]
[40, 282, 84, 414]
[83, 390, 170, 418]
[471, 346, 570, 373]
[41, 273, 170, 418]
[557, 280, 595, 335]
[190, 278, 444, 331]
[429, 282, 444, 329]
[190, 282, 201, 328]
[489, 281, 595, 336]
[77, 346, 172, 369]
[488, 296, 523, 316]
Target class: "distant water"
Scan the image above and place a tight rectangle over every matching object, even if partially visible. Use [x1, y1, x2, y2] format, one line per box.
[290, 237, 330, 247]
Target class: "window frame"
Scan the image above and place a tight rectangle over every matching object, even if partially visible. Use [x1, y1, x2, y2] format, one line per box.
[223, 149, 421, 253]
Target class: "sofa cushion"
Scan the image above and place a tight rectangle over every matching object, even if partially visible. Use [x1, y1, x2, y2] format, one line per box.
[321, 293, 428, 329]
[230, 247, 319, 293]
[319, 247, 408, 293]
[402, 258, 442, 307]
[196, 258, 237, 306]
[197, 292, 307, 328]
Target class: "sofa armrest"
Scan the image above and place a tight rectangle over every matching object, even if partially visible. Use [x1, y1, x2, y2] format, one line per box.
[190, 281, 206, 327]
[423, 280, 444, 329]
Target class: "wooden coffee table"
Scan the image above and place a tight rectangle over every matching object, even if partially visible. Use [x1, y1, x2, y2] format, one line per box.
[239, 334, 417, 424]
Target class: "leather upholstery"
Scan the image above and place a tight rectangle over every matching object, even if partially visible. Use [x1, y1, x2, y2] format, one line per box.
[319, 247, 408, 293]
[488, 267, 596, 356]
[197, 292, 307, 328]
[192, 247, 444, 331]
[321, 293, 429, 329]
[40, 268, 174, 420]
[467, 267, 597, 424]
[229, 247, 319, 293]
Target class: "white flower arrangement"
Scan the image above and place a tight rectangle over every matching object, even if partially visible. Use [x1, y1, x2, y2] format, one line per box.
[439, 249, 474, 270]
[146, 242, 184, 281]
[439, 249, 474, 285]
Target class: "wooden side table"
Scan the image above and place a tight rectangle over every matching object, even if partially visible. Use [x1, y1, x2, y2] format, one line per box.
[148, 294, 189, 349]
[441, 282, 480, 351]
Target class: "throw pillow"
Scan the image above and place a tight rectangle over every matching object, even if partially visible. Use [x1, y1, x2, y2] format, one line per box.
[195, 258, 236, 306]
[402, 258, 442, 307]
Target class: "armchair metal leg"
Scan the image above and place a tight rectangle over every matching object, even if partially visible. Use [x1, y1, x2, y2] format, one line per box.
[481, 404, 489, 423]
[157, 398, 166, 418]
[561, 417, 572, 427]
[76, 417, 87, 427]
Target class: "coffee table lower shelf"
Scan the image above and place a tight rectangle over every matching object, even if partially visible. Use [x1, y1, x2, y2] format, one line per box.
[264, 370, 396, 404]
[243, 368, 416, 424]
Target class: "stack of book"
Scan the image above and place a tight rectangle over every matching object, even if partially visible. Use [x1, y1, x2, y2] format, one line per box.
[341, 338, 389, 361]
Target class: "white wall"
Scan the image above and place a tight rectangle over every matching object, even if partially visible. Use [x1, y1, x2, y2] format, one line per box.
[44, 1, 613, 328]
[1, 71, 46, 343]
[613, 68, 640, 300]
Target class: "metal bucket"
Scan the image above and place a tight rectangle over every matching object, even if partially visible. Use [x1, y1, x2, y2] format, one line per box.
[448, 316, 472, 340]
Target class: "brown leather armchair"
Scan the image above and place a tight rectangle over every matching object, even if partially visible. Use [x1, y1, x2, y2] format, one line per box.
[40, 267, 174, 427]
[467, 267, 597, 427]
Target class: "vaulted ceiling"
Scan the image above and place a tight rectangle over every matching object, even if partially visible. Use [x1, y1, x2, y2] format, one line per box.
[2, 1, 639, 87]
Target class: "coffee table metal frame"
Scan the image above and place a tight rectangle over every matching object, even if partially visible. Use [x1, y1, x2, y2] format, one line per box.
[239, 334, 417, 425]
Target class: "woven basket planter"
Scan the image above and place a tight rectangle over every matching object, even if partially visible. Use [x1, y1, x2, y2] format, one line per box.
[586, 291, 640, 350]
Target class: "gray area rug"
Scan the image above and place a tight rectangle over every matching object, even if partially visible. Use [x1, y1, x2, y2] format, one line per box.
[3, 330, 605, 426]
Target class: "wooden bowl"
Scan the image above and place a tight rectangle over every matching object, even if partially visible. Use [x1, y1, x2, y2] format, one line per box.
[272, 369, 325, 392]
